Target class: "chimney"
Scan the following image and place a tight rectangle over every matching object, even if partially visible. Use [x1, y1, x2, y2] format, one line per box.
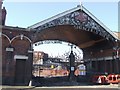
[2, 6, 7, 25]
[0, 0, 3, 9]
[0, 0, 3, 25]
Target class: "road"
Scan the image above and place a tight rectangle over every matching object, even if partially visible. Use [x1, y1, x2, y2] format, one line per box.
[1, 84, 119, 90]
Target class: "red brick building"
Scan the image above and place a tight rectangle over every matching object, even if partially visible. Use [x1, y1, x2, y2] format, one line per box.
[2, 26, 33, 85]
[114, 32, 120, 39]
[33, 51, 48, 64]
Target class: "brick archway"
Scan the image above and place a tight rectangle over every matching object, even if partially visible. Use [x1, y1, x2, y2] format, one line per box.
[1, 5, 120, 86]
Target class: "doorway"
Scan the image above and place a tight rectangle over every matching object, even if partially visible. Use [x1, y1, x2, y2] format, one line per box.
[15, 59, 26, 85]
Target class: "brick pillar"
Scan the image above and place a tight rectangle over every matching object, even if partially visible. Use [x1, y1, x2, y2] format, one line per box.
[0, 0, 3, 84]
[0, 29, 2, 85]
[115, 58, 119, 74]
[24, 49, 33, 85]
[110, 60, 113, 73]
[5, 46, 14, 85]
[0, 1, 3, 25]
[119, 59, 120, 73]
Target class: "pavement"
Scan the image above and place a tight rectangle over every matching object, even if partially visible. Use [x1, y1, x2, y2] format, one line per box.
[1, 84, 119, 90]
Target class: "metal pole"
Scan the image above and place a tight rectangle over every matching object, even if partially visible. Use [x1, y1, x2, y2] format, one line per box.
[69, 45, 75, 81]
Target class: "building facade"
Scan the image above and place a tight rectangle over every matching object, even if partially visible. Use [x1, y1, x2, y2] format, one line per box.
[2, 26, 33, 85]
[1, 1, 120, 85]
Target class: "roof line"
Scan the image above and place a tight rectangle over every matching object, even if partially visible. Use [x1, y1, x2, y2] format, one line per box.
[28, 5, 119, 41]
[82, 7, 119, 41]
[28, 5, 81, 29]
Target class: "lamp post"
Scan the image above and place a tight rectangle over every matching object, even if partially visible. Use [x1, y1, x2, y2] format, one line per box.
[68, 44, 76, 81]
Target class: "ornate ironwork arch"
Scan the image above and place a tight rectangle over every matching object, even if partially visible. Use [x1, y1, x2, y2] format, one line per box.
[34, 8, 116, 42]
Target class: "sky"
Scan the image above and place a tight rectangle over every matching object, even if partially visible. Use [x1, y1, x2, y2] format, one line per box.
[3, 1, 118, 31]
[33, 41, 83, 58]
[2, 1, 119, 57]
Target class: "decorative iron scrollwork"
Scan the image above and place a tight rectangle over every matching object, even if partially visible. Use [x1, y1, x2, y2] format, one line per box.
[36, 10, 115, 41]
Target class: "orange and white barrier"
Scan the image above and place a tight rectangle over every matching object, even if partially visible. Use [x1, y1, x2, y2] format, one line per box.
[107, 74, 120, 84]
[92, 75, 108, 84]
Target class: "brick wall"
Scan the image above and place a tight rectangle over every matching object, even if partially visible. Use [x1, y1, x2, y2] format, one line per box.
[2, 26, 33, 85]
[0, 28, 2, 85]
